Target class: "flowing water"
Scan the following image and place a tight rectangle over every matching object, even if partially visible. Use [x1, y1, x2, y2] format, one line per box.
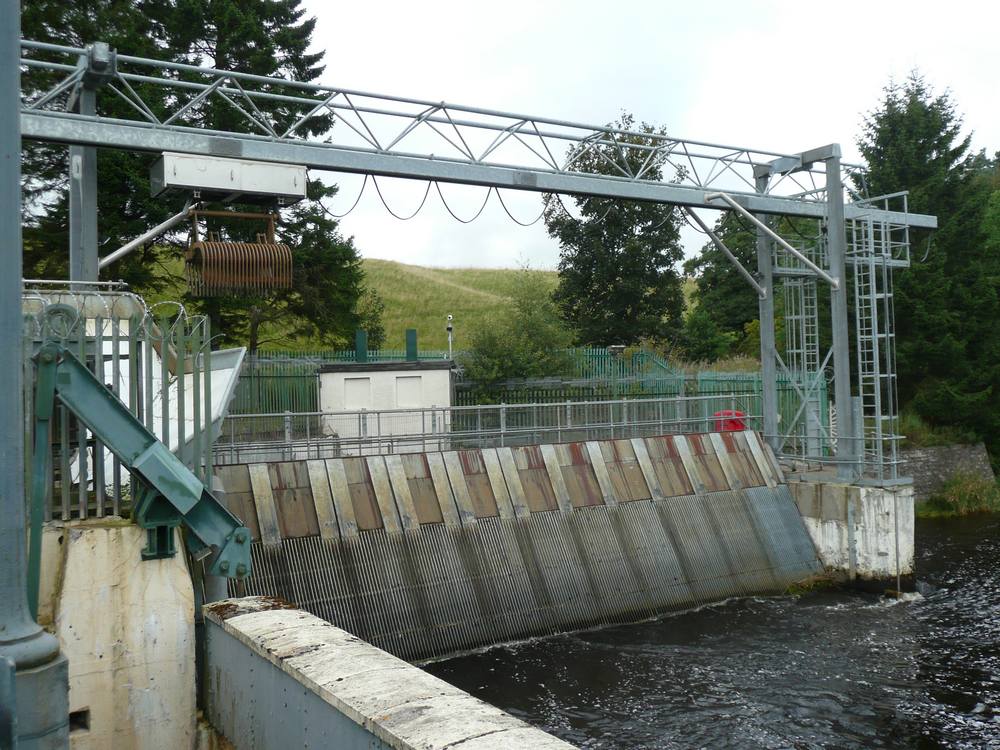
[426, 516, 1000, 749]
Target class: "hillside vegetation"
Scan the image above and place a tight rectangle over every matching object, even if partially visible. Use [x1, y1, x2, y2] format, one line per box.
[361, 259, 558, 350]
[141, 255, 697, 352]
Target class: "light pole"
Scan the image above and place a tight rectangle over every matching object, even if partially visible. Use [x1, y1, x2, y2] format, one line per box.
[446, 314, 454, 359]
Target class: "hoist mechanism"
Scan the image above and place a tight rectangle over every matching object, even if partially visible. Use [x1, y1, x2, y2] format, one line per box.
[100, 152, 306, 297]
[28, 339, 251, 614]
[185, 209, 293, 296]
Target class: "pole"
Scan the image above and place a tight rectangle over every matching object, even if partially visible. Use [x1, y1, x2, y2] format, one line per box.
[826, 151, 858, 480]
[754, 174, 779, 451]
[69, 83, 98, 282]
[0, 5, 70, 746]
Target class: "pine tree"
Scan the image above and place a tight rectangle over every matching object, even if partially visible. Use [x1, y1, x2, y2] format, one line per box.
[857, 74, 998, 453]
[544, 114, 685, 347]
[21, 1, 180, 289]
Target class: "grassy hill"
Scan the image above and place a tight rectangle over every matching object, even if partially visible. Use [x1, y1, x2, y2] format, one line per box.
[140, 254, 696, 352]
[362, 259, 557, 350]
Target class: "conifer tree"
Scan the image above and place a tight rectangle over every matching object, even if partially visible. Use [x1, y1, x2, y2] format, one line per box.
[20, 0, 365, 352]
[857, 74, 998, 454]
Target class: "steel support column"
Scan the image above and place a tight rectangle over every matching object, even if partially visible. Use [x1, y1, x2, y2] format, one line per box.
[826, 153, 858, 479]
[755, 174, 779, 451]
[68, 85, 98, 281]
[0, 0, 70, 746]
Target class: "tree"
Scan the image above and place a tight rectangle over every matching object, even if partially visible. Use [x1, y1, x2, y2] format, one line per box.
[684, 212, 758, 352]
[857, 74, 999, 452]
[21, 1, 181, 291]
[544, 114, 685, 347]
[356, 287, 387, 349]
[679, 306, 736, 362]
[459, 269, 574, 384]
[21, 0, 366, 351]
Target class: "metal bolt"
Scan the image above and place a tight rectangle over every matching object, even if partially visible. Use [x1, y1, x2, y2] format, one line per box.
[236, 563, 248, 577]
[219, 560, 230, 573]
[235, 532, 247, 544]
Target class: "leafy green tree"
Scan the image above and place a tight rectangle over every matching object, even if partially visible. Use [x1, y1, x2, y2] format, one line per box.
[684, 213, 758, 337]
[857, 73, 998, 451]
[21, 0, 365, 351]
[459, 269, 574, 384]
[544, 114, 685, 346]
[679, 306, 736, 362]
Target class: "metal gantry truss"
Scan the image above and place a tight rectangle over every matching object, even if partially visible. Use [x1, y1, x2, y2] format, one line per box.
[17, 40, 937, 481]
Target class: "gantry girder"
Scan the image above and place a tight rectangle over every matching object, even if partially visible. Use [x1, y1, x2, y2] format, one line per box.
[19, 40, 935, 229]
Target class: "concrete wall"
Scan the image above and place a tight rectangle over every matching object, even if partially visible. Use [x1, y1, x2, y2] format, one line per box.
[202, 597, 574, 750]
[38, 521, 196, 749]
[218, 431, 824, 661]
[788, 479, 914, 584]
[898, 442, 995, 502]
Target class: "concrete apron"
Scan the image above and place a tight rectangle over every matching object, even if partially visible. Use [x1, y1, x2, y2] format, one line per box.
[37, 520, 196, 749]
[786, 479, 915, 591]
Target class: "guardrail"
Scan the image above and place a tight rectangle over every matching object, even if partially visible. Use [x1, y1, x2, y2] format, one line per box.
[213, 393, 760, 463]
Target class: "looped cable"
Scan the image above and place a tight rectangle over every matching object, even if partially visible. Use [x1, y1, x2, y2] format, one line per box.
[372, 176, 432, 220]
[316, 174, 368, 218]
[496, 189, 545, 226]
[435, 182, 492, 224]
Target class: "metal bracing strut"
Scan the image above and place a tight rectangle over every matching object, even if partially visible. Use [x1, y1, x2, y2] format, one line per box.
[28, 340, 251, 615]
[705, 191, 838, 287]
[684, 208, 765, 298]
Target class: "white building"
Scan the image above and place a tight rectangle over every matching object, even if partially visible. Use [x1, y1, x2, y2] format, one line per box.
[318, 360, 454, 454]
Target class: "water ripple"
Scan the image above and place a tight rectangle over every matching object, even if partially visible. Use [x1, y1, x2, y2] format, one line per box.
[427, 516, 1000, 749]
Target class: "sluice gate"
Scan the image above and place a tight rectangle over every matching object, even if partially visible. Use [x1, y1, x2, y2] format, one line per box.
[218, 431, 821, 661]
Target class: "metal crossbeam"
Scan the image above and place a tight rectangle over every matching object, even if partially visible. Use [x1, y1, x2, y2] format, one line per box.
[19, 40, 936, 229]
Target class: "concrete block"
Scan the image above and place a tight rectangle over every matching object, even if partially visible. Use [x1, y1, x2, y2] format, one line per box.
[203, 598, 576, 749]
[55, 522, 195, 749]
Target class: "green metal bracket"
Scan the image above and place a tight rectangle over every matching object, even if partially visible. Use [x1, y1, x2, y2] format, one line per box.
[28, 341, 251, 616]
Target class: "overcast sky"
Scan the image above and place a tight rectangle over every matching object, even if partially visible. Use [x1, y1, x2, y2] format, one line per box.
[301, 0, 1000, 270]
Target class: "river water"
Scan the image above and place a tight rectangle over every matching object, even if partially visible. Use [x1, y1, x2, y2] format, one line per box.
[426, 516, 1000, 749]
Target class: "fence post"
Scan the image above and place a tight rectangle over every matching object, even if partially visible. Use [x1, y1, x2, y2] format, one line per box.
[500, 402, 506, 447]
[284, 411, 292, 460]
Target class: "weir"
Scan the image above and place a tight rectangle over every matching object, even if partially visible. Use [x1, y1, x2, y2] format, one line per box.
[220, 431, 822, 661]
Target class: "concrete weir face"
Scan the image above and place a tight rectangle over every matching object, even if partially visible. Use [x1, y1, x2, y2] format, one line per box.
[220, 431, 824, 661]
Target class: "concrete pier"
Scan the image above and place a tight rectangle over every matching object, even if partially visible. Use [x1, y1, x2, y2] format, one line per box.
[788, 477, 914, 586]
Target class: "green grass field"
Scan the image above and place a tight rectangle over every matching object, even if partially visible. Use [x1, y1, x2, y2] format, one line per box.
[141, 254, 697, 352]
[362, 259, 558, 350]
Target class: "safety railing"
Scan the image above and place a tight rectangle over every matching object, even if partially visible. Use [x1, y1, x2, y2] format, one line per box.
[213, 393, 760, 463]
[22, 284, 235, 520]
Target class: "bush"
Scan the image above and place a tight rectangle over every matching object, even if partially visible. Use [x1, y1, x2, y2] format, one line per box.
[459, 268, 575, 384]
[919, 472, 1000, 517]
[898, 408, 976, 449]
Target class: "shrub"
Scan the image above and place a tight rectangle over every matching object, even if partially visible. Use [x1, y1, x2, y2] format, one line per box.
[919, 471, 1000, 517]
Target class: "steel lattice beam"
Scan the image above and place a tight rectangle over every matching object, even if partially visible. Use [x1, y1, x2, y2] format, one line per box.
[20, 111, 936, 228]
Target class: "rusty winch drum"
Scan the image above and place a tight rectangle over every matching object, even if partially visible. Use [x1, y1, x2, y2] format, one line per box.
[185, 210, 293, 296]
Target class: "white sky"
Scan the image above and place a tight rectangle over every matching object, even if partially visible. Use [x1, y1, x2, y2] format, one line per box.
[302, 0, 1000, 269]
